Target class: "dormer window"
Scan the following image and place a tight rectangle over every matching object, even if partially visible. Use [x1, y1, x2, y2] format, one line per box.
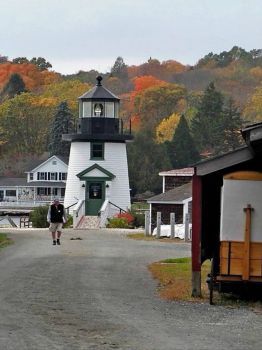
[30, 173, 33, 181]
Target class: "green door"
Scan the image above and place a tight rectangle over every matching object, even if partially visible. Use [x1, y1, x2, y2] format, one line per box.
[85, 181, 105, 215]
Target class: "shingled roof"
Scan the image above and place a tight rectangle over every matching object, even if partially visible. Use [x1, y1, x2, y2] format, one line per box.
[147, 181, 192, 203]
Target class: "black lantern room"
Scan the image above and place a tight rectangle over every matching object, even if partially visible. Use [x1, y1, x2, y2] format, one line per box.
[63, 76, 132, 143]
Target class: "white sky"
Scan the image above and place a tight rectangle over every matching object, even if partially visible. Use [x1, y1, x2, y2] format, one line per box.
[0, 0, 261, 74]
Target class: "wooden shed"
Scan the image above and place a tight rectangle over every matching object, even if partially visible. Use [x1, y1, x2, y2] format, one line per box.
[191, 122, 262, 297]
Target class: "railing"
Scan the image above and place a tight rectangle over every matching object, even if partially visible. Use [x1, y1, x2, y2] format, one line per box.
[73, 200, 85, 228]
[98, 200, 127, 228]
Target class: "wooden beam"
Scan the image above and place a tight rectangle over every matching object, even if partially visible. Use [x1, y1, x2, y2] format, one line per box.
[242, 204, 253, 280]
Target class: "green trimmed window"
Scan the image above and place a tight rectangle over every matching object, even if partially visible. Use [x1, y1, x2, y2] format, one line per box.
[90, 142, 104, 160]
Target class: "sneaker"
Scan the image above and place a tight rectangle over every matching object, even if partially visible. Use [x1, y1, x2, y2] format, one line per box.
[53, 240, 56, 245]
[56, 239, 61, 245]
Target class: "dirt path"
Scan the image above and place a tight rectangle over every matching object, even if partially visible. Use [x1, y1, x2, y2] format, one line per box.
[0, 229, 261, 350]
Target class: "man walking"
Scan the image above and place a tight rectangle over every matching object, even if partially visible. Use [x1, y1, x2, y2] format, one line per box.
[47, 198, 67, 245]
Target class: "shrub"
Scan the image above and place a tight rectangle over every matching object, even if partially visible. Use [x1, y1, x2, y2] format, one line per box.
[30, 205, 49, 228]
[131, 211, 145, 228]
[106, 217, 129, 228]
[64, 214, 73, 228]
[116, 212, 134, 224]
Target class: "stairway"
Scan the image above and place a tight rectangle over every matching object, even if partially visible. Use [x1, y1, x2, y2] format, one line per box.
[76, 215, 100, 229]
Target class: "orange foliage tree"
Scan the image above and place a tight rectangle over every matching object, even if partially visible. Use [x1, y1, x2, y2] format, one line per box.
[0, 63, 60, 92]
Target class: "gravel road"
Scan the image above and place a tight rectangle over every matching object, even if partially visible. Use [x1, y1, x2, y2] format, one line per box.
[0, 228, 261, 350]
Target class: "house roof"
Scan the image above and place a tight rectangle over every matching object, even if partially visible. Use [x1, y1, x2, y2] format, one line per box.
[0, 177, 27, 186]
[159, 167, 194, 177]
[26, 155, 69, 173]
[0, 177, 66, 187]
[147, 182, 192, 203]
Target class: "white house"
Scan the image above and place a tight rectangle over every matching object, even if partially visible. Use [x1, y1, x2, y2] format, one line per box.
[0, 155, 68, 207]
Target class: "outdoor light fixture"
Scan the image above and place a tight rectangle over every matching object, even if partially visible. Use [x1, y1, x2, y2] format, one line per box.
[94, 103, 103, 116]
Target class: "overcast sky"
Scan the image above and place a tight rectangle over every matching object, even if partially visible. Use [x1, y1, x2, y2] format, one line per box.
[1, 0, 261, 74]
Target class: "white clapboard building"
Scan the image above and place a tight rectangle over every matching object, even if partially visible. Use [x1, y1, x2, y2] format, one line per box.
[63, 76, 133, 228]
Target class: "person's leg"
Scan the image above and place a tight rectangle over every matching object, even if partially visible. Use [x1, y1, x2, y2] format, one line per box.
[49, 223, 57, 245]
[52, 231, 57, 245]
[56, 223, 63, 245]
[56, 231, 61, 245]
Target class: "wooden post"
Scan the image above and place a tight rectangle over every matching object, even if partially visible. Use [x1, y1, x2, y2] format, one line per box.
[144, 210, 150, 236]
[156, 212, 161, 239]
[191, 174, 202, 297]
[242, 204, 253, 281]
[170, 212, 175, 239]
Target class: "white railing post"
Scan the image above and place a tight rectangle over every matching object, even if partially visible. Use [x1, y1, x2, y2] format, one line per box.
[170, 212, 175, 239]
[184, 213, 189, 241]
[156, 212, 161, 239]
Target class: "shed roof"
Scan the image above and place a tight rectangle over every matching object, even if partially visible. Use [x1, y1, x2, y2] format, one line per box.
[147, 182, 192, 203]
[159, 167, 194, 177]
[195, 145, 253, 176]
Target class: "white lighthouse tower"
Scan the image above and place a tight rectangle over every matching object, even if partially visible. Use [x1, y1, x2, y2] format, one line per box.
[63, 76, 133, 227]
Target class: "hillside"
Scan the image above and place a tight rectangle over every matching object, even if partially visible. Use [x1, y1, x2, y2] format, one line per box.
[0, 47, 261, 195]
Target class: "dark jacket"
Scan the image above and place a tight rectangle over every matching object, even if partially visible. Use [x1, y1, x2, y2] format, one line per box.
[48, 203, 66, 223]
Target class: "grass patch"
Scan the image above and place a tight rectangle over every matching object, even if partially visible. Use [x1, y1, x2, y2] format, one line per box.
[0, 233, 13, 248]
[127, 233, 155, 241]
[148, 257, 262, 310]
[149, 257, 207, 301]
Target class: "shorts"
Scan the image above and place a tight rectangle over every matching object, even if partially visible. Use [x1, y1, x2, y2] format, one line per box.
[49, 222, 63, 232]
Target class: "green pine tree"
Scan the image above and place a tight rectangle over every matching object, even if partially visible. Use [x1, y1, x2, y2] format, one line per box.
[191, 82, 224, 155]
[220, 98, 244, 153]
[49, 101, 74, 156]
[168, 115, 200, 168]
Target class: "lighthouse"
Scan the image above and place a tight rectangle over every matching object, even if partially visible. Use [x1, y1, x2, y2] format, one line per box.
[63, 76, 133, 227]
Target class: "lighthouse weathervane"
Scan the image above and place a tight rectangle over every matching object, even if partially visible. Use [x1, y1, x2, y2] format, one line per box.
[63, 76, 133, 224]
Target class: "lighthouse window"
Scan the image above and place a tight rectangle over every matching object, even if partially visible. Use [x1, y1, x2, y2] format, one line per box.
[93, 103, 104, 117]
[90, 142, 104, 160]
[105, 102, 114, 118]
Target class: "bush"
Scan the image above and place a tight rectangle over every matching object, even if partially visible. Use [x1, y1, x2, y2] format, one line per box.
[106, 217, 129, 228]
[116, 212, 134, 224]
[64, 214, 73, 228]
[131, 211, 145, 228]
[30, 205, 49, 228]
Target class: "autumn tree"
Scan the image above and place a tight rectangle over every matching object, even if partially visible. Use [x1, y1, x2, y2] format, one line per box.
[133, 83, 186, 130]
[244, 85, 262, 123]
[48, 101, 74, 156]
[41, 80, 90, 117]
[0, 73, 26, 101]
[155, 113, 180, 143]
[167, 115, 200, 168]
[0, 93, 54, 156]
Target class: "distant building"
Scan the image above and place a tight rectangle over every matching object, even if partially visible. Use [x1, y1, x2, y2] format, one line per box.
[0, 155, 68, 207]
[147, 167, 193, 232]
